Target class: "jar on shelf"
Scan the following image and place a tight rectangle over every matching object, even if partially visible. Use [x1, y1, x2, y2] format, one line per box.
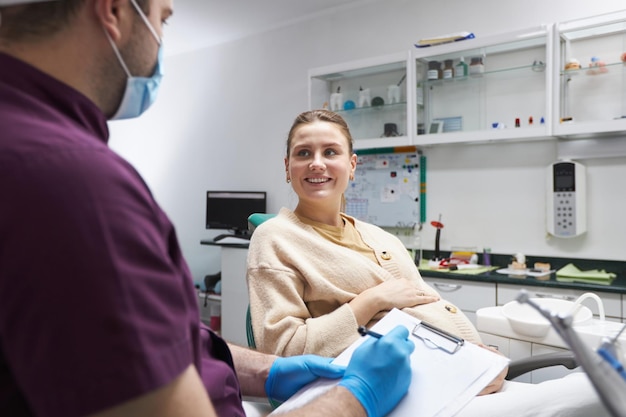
[443, 59, 454, 79]
[427, 61, 442, 80]
[454, 57, 468, 78]
[469, 56, 485, 75]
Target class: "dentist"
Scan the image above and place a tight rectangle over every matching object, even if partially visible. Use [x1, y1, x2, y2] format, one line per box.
[0, 1, 414, 417]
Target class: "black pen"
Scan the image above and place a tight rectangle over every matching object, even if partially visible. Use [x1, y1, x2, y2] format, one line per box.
[358, 325, 383, 339]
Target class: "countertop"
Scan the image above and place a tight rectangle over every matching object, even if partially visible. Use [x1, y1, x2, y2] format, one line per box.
[417, 251, 626, 294]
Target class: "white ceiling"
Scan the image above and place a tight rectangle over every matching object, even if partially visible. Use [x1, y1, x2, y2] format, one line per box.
[166, 0, 382, 55]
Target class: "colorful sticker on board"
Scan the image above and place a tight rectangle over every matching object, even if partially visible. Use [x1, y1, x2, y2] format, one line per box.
[381, 186, 399, 202]
[376, 159, 389, 169]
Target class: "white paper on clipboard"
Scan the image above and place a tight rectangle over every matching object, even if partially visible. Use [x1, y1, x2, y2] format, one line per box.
[273, 308, 510, 417]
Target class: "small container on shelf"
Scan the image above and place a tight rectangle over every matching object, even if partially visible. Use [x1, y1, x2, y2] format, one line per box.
[427, 60, 442, 80]
[469, 56, 484, 75]
[358, 87, 371, 108]
[442, 59, 455, 79]
[454, 57, 468, 78]
[387, 84, 401, 104]
[330, 86, 343, 111]
[586, 56, 608, 75]
[564, 58, 581, 71]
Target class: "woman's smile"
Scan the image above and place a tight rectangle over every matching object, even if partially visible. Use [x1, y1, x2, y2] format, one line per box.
[305, 176, 332, 184]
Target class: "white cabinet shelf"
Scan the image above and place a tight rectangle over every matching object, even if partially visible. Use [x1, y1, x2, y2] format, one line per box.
[308, 52, 413, 149]
[412, 25, 553, 146]
[553, 10, 626, 139]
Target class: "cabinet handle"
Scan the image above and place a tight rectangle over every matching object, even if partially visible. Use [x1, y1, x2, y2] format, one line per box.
[533, 293, 575, 301]
[432, 283, 462, 292]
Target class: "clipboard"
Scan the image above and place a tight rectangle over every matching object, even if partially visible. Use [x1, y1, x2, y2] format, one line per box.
[412, 320, 465, 355]
[274, 308, 510, 417]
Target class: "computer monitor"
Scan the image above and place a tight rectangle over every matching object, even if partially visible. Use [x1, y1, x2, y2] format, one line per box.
[205, 191, 266, 236]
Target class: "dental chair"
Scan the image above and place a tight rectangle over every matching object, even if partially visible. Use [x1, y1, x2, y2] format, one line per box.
[247, 213, 276, 233]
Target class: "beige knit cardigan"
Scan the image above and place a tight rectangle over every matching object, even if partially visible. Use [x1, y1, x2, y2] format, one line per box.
[246, 208, 481, 358]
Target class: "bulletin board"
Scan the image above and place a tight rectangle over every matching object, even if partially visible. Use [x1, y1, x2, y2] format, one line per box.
[345, 146, 425, 228]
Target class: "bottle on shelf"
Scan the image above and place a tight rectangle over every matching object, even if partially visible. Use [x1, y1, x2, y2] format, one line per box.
[469, 56, 485, 75]
[443, 59, 454, 79]
[427, 60, 442, 80]
[454, 57, 468, 78]
[416, 81, 424, 106]
[330, 86, 343, 111]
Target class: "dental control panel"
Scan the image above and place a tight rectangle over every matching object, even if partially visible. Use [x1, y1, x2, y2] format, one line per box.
[546, 161, 586, 238]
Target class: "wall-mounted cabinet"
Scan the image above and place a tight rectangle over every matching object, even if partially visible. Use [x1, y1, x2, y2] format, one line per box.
[308, 52, 413, 150]
[413, 26, 553, 146]
[553, 10, 626, 138]
[308, 10, 626, 150]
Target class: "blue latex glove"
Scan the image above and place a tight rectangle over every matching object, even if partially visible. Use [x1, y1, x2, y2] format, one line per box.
[265, 354, 346, 402]
[338, 326, 415, 417]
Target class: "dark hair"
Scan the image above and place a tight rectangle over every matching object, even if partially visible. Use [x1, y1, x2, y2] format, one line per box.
[0, 0, 149, 41]
[286, 109, 354, 158]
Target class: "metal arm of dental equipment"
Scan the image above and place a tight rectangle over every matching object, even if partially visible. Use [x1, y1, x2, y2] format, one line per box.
[516, 290, 626, 417]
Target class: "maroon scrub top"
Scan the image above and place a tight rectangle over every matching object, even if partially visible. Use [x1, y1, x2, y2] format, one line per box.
[0, 52, 244, 417]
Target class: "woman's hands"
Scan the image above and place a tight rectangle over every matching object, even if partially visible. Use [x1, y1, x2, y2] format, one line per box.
[349, 279, 439, 326]
[476, 343, 507, 395]
[371, 279, 439, 311]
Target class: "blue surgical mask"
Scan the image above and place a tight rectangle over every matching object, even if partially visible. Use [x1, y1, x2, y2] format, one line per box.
[106, 0, 164, 120]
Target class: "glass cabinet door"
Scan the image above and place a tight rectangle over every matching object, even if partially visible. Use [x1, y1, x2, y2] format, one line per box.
[413, 26, 553, 145]
[554, 10, 626, 137]
[309, 52, 412, 149]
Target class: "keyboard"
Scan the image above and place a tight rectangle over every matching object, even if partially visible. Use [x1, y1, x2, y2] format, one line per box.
[213, 234, 251, 245]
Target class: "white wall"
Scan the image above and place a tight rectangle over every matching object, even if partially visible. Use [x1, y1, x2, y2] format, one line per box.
[109, 0, 626, 284]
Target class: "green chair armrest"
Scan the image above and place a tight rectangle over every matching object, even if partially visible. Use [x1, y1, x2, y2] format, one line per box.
[247, 213, 276, 232]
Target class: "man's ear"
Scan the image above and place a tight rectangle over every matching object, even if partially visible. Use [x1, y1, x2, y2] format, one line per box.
[94, 0, 130, 43]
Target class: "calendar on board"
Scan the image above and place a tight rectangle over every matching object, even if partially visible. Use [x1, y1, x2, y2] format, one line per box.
[345, 146, 425, 228]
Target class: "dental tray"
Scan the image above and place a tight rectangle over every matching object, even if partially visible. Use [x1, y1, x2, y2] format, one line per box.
[496, 268, 556, 278]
